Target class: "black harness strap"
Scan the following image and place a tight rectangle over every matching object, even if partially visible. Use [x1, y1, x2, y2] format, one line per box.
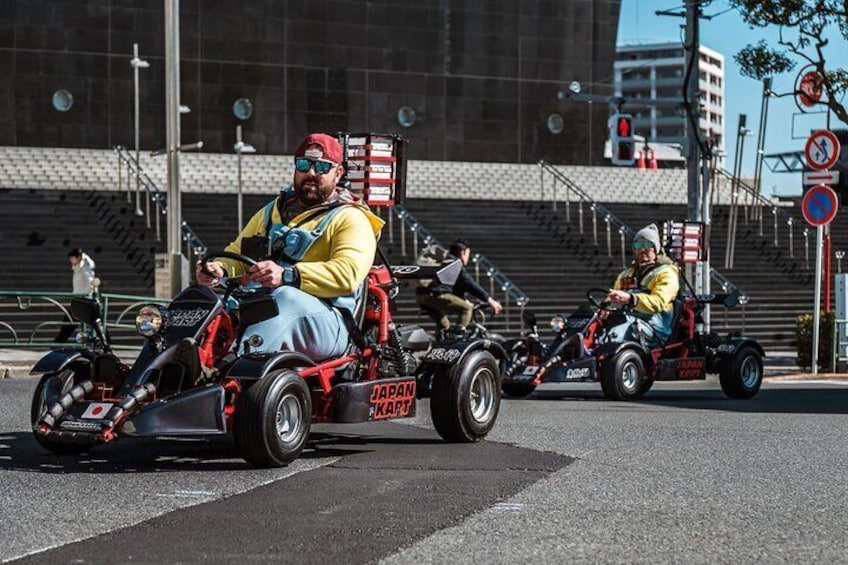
[338, 306, 368, 351]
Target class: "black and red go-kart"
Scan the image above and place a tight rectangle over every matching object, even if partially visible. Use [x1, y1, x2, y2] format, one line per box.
[501, 287, 765, 401]
[30, 251, 504, 467]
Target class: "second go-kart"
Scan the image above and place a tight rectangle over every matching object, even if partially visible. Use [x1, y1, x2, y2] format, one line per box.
[501, 287, 764, 401]
[29, 250, 504, 467]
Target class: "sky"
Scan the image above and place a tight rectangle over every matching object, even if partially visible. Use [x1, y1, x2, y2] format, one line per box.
[617, 0, 848, 197]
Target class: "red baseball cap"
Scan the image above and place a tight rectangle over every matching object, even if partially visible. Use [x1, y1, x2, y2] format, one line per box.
[294, 133, 343, 165]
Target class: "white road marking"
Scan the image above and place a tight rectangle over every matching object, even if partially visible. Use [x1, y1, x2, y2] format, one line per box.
[493, 502, 524, 512]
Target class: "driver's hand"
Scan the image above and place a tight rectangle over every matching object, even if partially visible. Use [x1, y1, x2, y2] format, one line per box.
[248, 260, 285, 287]
[607, 289, 632, 307]
[488, 297, 503, 315]
[196, 261, 224, 287]
[598, 310, 610, 321]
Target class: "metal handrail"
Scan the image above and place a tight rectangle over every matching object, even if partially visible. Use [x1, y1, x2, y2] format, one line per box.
[537, 160, 746, 300]
[538, 160, 634, 237]
[716, 167, 794, 223]
[113, 145, 207, 254]
[391, 205, 530, 307]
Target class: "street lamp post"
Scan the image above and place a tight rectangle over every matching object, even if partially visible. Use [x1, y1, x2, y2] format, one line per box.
[234, 125, 256, 231]
[130, 43, 149, 217]
[165, 0, 184, 298]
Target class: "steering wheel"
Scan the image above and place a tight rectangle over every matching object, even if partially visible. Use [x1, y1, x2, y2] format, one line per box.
[586, 287, 622, 311]
[201, 251, 259, 296]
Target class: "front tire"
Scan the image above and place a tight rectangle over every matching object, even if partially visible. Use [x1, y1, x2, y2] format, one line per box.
[234, 369, 311, 468]
[30, 369, 90, 455]
[431, 351, 501, 442]
[601, 349, 648, 400]
[719, 346, 763, 399]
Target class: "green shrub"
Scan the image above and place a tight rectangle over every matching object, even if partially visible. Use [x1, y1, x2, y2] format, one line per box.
[795, 311, 835, 370]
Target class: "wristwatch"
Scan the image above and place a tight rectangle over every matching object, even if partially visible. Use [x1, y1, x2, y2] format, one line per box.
[282, 266, 297, 286]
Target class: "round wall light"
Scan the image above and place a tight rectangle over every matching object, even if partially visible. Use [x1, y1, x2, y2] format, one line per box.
[546, 113, 564, 134]
[397, 106, 417, 128]
[233, 98, 254, 121]
[52, 89, 74, 112]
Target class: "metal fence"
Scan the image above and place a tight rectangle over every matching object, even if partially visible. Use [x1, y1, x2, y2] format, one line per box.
[0, 290, 166, 350]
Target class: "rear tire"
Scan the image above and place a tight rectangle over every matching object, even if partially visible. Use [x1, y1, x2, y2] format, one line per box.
[234, 369, 311, 468]
[502, 382, 536, 398]
[719, 346, 763, 399]
[431, 351, 501, 442]
[30, 369, 90, 455]
[601, 350, 648, 401]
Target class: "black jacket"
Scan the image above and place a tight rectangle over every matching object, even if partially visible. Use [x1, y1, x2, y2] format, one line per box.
[429, 265, 490, 302]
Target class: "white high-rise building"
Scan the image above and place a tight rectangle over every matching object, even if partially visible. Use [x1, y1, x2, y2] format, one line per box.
[614, 42, 725, 150]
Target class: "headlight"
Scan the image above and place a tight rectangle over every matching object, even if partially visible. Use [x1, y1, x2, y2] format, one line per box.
[136, 305, 166, 337]
[550, 315, 565, 332]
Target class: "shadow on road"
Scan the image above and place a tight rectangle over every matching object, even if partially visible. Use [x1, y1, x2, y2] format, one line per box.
[525, 386, 848, 415]
[0, 425, 451, 475]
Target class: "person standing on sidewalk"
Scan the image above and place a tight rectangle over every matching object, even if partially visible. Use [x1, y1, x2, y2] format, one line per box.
[68, 248, 97, 296]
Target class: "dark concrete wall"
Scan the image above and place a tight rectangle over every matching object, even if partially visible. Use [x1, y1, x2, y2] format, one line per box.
[0, 0, 620, 164]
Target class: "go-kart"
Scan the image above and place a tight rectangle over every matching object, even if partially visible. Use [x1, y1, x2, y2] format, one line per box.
[501, 287, 764, 401]
[29, 250, 505, 467]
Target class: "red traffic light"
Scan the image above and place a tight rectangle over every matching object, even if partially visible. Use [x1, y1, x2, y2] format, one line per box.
[617, 116, 632, 138]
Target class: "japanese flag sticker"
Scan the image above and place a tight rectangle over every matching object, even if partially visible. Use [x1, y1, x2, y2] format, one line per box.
[81, 403, 113, 419]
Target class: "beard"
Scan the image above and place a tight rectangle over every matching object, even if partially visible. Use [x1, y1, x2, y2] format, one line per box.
[295, 178, 333, 207]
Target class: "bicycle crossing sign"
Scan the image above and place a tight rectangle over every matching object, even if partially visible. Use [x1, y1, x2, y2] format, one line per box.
[805, 130, 841, 171]
[801, 184, 839, 227]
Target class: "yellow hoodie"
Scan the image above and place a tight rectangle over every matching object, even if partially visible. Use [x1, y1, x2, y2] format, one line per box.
[217, 199, 384, 298]
[613, 256, 680, 314]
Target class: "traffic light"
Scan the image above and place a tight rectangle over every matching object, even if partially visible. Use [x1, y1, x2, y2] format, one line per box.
[610, 113, 636, 166]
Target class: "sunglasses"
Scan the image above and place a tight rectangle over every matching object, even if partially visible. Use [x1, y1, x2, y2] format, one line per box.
[633, 240, 654, 250]
[294, 158, 335, 175]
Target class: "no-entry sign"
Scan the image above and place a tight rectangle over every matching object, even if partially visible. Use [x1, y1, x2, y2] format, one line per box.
[802, 184, 839, 227]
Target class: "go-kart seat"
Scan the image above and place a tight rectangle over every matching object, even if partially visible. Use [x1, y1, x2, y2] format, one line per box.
[660, 296, 689, 350]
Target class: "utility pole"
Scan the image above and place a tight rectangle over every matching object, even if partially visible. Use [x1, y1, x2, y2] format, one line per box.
[165, 0, 184, 298]
[654, 2, 716, 316]
[684, 1, 701, 225]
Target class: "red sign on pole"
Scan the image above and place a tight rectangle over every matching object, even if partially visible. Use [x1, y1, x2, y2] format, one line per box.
[801, 184, 839, 227]
[805, 130, 841, 171]
[799, 71, 824, 107]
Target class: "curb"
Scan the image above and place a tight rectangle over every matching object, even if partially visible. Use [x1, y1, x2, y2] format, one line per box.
[0, 365, 32, 379]
[765, 372, 848, 382]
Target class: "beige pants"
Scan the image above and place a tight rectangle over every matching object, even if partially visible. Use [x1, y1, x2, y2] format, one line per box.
[416, 291, 473, 331]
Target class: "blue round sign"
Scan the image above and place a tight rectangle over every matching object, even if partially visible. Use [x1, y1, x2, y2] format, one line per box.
[801, 184, 838, 227]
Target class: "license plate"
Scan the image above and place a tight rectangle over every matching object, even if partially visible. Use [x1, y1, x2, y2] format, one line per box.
[81, 402, 113, 420]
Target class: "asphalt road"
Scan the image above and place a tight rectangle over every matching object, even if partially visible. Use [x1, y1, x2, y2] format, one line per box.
[4, 375, 848, 564]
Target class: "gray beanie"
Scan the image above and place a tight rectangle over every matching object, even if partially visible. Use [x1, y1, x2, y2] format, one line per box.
[634, 223, 661, 253]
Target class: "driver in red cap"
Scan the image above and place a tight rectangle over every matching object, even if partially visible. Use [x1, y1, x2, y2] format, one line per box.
[196, 133, 383, 360]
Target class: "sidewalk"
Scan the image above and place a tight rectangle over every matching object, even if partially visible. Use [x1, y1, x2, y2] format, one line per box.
[0, 348, 137, 379]
[0, 349, 48, 378]
[761, 350, 848, 381]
